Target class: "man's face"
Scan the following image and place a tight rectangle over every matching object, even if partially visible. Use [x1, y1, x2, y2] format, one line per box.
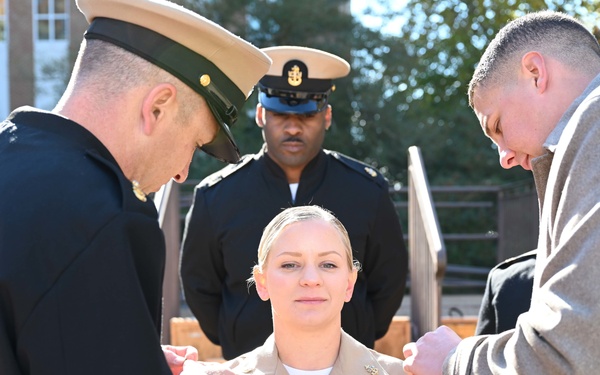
[256, 104, 331, 173]
[472, 82, 554, 171]
[145, 99, 219, 193]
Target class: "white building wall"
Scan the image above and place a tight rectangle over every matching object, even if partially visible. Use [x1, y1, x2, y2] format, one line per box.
[34, 40, 68, 110]
[0, 0, 9, 119]
[0, 40, 8, 119]
[33, 0, 70, 110]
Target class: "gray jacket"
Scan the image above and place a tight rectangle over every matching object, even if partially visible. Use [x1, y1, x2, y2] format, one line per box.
[445, 75, 600, 374]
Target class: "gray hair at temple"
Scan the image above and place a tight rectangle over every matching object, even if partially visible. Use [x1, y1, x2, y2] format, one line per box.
[248, 206, 361, 286]
[468, 10, 600, 108]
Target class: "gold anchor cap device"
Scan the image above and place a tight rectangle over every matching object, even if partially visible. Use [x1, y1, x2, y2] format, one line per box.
[257, 46, 350, 115]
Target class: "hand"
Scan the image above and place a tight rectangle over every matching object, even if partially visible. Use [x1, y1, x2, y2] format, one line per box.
[402, 325, 462, 375]
[181, 359, 237, 375]
[162, 345, 199, 375]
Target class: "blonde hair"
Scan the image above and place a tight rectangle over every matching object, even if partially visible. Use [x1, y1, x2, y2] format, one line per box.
[468, 11, 600, 107]
[248, 206, 360, 285]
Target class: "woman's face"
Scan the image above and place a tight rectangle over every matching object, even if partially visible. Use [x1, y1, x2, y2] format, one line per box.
[254, 219, 357, 331]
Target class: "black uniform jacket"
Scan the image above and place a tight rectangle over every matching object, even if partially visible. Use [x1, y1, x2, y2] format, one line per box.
[181, 147, 408, 359]
[475, 249, 537, 335]
[0, 107, 170, 375]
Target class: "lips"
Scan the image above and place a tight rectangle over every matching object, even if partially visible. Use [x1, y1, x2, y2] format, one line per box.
[296, 297, 326, 304]
[281, 140, 305, 153]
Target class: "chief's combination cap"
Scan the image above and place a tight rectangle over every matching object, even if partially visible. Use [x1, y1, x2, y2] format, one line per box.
[258, 46, 350, 115]
[76, 0, 272, 163]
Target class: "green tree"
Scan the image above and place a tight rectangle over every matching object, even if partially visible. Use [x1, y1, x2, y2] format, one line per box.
[389, 0, 600, 185]
[179, 0, 366, 181]
[176, 0, 600, 270]
[390, 0, 600, 267]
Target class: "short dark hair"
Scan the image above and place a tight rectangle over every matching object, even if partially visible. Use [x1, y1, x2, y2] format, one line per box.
[468, 11, 600, 107]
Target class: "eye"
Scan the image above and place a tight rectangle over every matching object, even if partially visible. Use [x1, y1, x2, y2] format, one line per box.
[321, 262, 338, 269]
[494, 120, 502, 135]
[281, 262, 298, 270]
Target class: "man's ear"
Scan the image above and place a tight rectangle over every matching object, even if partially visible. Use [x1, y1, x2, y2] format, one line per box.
[255, 104, 265, 128]
[141, 83, 178, 135]
[324, 105, 333, 131]
[253, 267, 270, 301]
[521, 51, 548, 93]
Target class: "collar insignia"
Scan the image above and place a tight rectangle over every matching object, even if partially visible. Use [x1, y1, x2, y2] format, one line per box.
[364, 167, 377, 177]
[132, 180, 147, 202]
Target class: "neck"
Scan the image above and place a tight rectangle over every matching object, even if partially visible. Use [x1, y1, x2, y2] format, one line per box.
[54, 88, 137, 181]
[283, 167, 303, 184]
[273, 322, 341, 370]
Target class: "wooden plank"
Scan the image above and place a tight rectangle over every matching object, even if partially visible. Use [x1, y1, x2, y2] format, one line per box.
[169, 317, 223, 362]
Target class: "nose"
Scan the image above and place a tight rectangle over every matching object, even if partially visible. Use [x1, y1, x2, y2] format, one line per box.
[173, 149, 197, 183]
[300, 265, 322, 287]
[173, 166, 190, 184]
[498, 145, 519, 169]
[283, 116, 302, 135]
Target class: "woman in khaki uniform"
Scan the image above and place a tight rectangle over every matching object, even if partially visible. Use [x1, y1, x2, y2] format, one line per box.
[183, 206, 404, 375]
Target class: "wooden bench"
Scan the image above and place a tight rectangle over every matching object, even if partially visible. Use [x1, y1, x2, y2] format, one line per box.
[170, 315, 478, 361]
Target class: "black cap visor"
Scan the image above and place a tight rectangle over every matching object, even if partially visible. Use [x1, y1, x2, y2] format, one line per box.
[258, 91, 328, 115]
[200, 98, 240, 163]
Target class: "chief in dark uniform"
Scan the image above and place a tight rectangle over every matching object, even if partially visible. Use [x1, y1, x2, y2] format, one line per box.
[181, 46, 409, 359]
[0, 0, 271, 374]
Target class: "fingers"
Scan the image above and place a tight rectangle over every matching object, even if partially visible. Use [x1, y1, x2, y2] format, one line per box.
[402, 342, 416, 374]
[162, 345, 199, 375]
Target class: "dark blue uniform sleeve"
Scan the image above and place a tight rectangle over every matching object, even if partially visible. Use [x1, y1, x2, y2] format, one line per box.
[363, 185, 408, 339]
[475, 270, 497, 335]
[180, 187, 225, 345]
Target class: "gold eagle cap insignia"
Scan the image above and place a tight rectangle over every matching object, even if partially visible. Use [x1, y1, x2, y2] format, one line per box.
[287, 65, 302, 86]
[364, 167, 377, 178]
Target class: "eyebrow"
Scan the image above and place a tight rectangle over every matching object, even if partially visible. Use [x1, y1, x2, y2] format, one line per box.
[276, 250, 343, 258]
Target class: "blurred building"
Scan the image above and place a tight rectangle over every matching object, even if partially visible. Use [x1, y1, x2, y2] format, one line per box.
[0, 0, 87, 119]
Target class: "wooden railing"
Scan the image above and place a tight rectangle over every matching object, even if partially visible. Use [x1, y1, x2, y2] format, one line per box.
[407, 146, 447, 339]
[154, 181, 181, 345]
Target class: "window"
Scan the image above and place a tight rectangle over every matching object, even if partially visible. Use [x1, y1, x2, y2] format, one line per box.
[0, 0, 5, 41]
[35, 0, 68, 41]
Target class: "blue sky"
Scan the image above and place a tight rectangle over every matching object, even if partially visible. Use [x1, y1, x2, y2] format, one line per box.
[351, 0, 407, 35]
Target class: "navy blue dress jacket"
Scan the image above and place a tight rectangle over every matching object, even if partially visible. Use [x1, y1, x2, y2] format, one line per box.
[0, 107, 170, 374]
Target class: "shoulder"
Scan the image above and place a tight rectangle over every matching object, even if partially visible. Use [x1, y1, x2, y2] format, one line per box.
[370, 350, 406, 373]
[338, 330, 404, 373]
[488, 250, 537, 287]
[324, 149, 388, 188]
[220, 334, 278, 372]
[198, 153, 259, 189]
[492, 249, 537, 272]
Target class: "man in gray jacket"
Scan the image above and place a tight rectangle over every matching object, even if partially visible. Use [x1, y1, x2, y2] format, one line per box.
[403, 10, 600, 375]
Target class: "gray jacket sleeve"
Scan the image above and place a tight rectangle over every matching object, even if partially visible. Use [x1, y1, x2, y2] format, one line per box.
[444, 81, 600, 375]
